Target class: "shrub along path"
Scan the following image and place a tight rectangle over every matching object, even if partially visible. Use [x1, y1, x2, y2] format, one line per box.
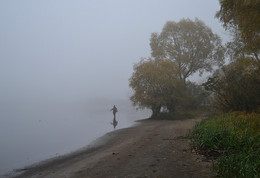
[14, 118, 212, 178]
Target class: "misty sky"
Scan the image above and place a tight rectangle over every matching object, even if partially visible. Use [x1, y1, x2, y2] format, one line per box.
[0, 0, 227, 102]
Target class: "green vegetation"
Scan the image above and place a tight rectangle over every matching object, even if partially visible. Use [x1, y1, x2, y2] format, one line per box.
[203, 58, 260, 112]
[191, 112, 260, 177]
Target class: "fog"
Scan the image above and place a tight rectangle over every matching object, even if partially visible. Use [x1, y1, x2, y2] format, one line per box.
[0, 0, 226, 175]
[0, 0, 227, 102]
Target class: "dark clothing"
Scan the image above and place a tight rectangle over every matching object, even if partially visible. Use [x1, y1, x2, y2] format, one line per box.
[110, 105, 118, 118]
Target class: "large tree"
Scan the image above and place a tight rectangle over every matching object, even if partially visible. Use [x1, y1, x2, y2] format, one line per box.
[216, 0, 260, 61]
[129, 58, 181, 117]
[150, 18, 225, 83]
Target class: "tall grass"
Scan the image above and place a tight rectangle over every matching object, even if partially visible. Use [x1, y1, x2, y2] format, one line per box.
[190, 112, 260, 177]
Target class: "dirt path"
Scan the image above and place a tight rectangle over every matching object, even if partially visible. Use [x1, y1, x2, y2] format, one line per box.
[13, 118, 212, 178]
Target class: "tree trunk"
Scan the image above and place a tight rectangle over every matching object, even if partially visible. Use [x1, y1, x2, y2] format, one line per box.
[151, 105, 161, 118]
[167, 105, 175, 113]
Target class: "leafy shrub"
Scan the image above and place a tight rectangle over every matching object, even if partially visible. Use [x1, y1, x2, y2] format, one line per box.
[190, 112, 260, 177]
[203, 59, 260, 112]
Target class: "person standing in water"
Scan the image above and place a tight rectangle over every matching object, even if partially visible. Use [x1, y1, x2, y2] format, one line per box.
[110, 105, 118, 118]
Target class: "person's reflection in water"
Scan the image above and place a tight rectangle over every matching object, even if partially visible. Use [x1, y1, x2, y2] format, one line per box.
[111, 117, 118, 129]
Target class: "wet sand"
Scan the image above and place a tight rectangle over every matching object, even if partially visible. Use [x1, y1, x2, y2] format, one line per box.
[9, 118, 213, 178]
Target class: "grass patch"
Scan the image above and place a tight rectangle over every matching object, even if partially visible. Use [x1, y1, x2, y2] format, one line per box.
[190, 111, 260, 177]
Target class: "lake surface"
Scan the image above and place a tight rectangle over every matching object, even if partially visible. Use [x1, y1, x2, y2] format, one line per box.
[0, 99, 150, 176]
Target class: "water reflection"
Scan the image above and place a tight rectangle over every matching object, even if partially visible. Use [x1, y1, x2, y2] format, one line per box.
[0, 100, 150, 176]
[111, 117, 118, 129]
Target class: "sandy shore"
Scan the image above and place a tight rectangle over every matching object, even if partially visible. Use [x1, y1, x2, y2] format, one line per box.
[10, 118, 213, 178]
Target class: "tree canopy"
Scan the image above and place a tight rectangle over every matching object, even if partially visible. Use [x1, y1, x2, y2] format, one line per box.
[150, 18, 225, 83]
[129, 19, 220, 118]
[203, 58, 260, 112]
[200, 0, 260, 113]
[216, 0, 260, 61]
[129, 59, 180, 117]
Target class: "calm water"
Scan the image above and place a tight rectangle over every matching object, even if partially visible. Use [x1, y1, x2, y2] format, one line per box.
[0, 99, 150, 176]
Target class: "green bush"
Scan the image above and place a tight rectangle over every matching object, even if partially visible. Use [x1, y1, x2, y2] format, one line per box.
[190, 112, 260, 177]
